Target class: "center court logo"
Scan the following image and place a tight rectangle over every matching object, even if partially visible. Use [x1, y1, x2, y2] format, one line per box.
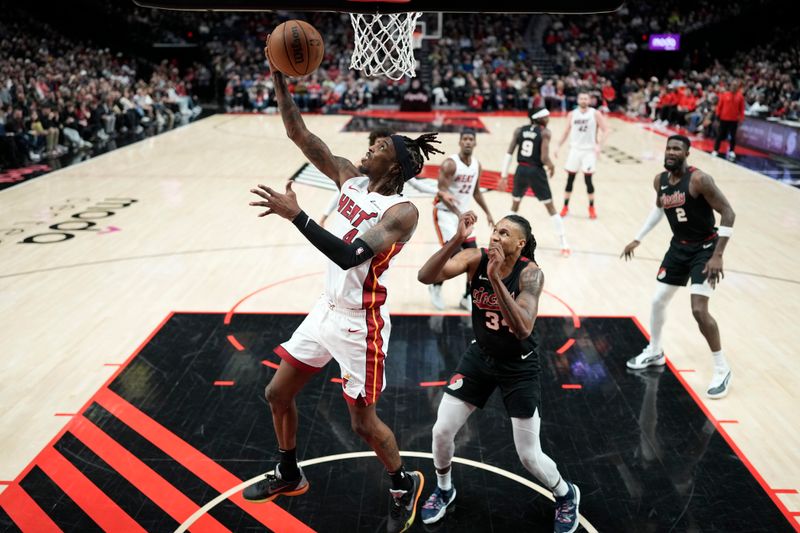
[13, 197, 138, 244]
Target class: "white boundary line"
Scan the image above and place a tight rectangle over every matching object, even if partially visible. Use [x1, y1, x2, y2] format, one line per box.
[175, 450, 598, 533]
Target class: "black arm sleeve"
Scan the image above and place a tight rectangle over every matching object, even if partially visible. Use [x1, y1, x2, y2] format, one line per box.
[291, 210, 375, 269]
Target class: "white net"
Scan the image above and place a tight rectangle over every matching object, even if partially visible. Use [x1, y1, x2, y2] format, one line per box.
[349, 12, 423, 80]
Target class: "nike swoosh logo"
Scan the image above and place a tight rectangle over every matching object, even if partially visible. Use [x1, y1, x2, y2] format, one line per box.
[703, 243, 713, 249]
[478, 275, 489, 281]
[521, 351, 533, 360]
[348, 185, 358, 191]
[348, 328, 361, 333]
[660, 186, 668, 190]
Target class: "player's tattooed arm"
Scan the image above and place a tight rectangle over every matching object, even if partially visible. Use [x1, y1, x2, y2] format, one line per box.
[491, 263, 543, 340]
[271, 71, 358, 188]
[358, 202, 419, 256]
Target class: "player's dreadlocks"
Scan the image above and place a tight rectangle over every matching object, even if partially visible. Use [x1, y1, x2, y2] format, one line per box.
[504, 214, 538, 263]
[389, 132, 444, 193]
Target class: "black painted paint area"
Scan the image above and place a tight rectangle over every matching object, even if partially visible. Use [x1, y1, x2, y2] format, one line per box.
[3, 313, 792, 532]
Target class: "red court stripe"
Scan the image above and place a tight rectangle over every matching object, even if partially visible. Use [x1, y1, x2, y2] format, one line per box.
[676, 369, 696, 373]
[37, 447, 145, 532]
[0, 481, 11, 484]
[718, 420, 739, 424]
[542, 290, 581, 329]
[772, 489, 799, 494]
[69, 415, 228, 532]
[629, 315, 799, 527]
[419, 381, 447, 387]
[213, 381, 235, 386]
[224, 272, 323, 325]
[103, 363, 123, 367]
[556, 338, 575, 355]
[94, 388, 313, 532]
[330, 378, 344, 384]
[226, 335, 245, 351]
[0, 312, 175, 491]
[561, 384, 582, 390]
[261, 360, 280, 370]
[0, 483, 62, 532]
[53, 413, 77, 417]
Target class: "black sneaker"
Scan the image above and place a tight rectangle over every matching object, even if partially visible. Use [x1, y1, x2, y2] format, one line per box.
[387, 471, 424, 533]
[242, 464, 309, 503]
[554, 481, 581, 533]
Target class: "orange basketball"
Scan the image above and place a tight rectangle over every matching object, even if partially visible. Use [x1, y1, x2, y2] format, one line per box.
[267, 20, 325, 77]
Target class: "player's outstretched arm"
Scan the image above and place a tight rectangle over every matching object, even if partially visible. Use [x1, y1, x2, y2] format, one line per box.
[489, 256, 543, 339]
[418, 211, 481, 284]
[621, 174, 664, 260]
[251, 181, 388, 270]
[266, 43, 358, 189]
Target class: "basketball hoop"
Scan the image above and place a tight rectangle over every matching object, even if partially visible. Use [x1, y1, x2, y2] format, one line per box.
[349, 11, 423, 80]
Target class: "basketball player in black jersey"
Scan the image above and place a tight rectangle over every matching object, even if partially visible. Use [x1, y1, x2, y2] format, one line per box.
[417, 212, 581, 533]
[499, 108, 570, 256]
[622, 135, 736, 399]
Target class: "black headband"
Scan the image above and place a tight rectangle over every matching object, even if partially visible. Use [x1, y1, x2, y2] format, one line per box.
[390, 135, 416, 181]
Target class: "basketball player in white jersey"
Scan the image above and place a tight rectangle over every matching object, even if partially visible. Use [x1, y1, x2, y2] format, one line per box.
[429, 129, 494, 310]
[245, 55, 444, 532]
[555, 92, 608, 219]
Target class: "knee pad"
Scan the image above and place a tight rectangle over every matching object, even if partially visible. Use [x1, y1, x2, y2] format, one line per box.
[565, 173, 576, 192]
[584, 173, 595, 194]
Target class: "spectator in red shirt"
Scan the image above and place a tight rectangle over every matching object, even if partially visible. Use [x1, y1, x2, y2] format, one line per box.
[601, 80, 616, 111]
[467, 89, 484, 111]
[658, 87, 678, 124]
[674, 86, 697, 125]
[713, 79, 745, 160]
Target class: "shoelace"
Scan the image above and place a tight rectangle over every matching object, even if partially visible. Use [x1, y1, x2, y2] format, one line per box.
[555, 501, 574, 523]
[422, 494, 441, 510]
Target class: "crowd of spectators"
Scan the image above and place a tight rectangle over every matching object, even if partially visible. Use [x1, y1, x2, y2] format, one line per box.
[2, 0, 798, 170]
[76, 1, 798, 125]
[618, 34, 799, 138]
[0, 8, 202, 170]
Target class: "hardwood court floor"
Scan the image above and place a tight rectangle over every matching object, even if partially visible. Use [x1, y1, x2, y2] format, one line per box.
[1, 113, 798, 529]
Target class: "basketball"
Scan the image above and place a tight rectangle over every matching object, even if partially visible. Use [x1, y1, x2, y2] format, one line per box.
[267, 20, 324, 77]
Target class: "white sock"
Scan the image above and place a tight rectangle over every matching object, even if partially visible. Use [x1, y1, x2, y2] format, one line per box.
[712, 350, 729, 371]
[550, 213, 568, 248]
[436, 469, 452, 491]
[553, 477, 569, 497]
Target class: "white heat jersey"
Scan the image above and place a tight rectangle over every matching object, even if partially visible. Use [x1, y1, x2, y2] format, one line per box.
[436, 154, 480, 214]
[325, 176, 409, 309]
[569, 107, 598, 150]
